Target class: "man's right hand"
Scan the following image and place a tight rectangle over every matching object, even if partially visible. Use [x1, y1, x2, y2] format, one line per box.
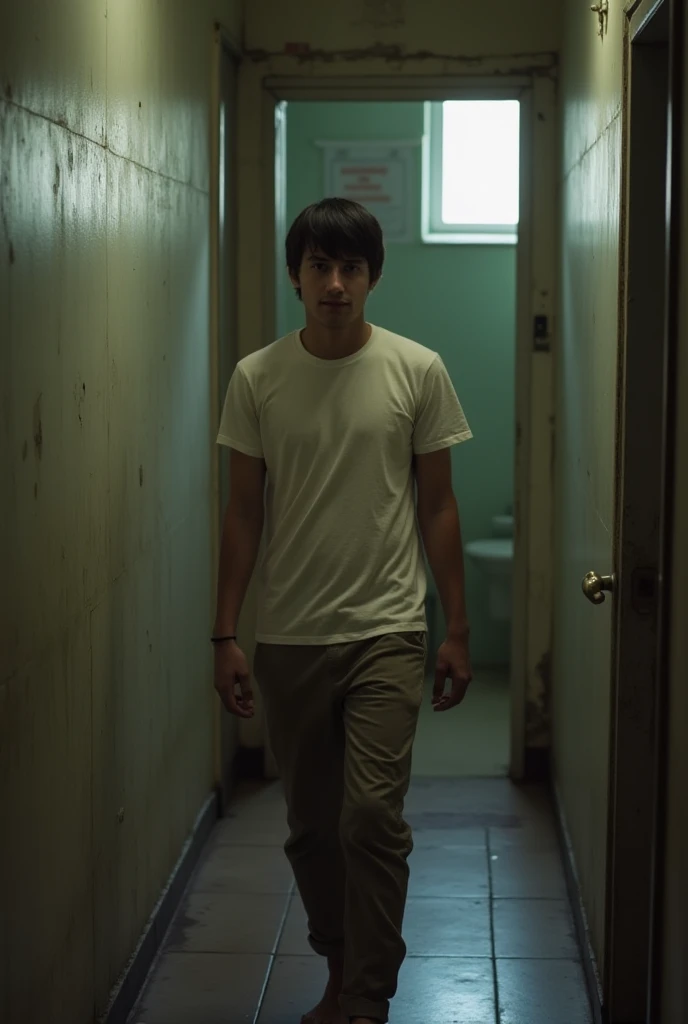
[213, 641, 255, 718]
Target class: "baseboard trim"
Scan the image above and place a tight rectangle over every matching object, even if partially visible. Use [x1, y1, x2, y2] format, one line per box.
[100, 790, 220, 1024]
[552, 779, 606, 1024]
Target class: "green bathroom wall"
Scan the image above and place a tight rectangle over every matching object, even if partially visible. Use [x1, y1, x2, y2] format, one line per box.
[279, 102, 516, 667]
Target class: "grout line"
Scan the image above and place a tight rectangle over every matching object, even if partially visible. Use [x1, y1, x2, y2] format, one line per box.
[252, 886, 295, 1024]
[486, 827, 500, 1024]
[263, 951, 583, 961]
[406, 894, 494, 901]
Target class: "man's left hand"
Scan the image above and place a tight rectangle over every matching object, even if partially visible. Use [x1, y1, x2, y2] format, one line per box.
[432, 636, 472, 712]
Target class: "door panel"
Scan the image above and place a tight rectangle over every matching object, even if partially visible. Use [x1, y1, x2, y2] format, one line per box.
[605, 17, 669, 1018]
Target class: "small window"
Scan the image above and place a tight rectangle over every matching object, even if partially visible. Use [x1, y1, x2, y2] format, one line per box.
[422, 100, 520, 244]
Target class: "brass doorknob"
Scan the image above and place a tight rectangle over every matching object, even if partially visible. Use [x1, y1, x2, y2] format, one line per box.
[582, 571, 615, 605]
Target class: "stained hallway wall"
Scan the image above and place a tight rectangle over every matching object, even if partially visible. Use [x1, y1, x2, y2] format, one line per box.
[553, 0, 622, 976]
[243, 0, 562, 57]
[0, 1, 241, 1020]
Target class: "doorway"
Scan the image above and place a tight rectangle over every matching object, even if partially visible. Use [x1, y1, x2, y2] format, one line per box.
[237, 69, 557, 782]
[276, 98, 518, 776]
[252, 74, 556, 774]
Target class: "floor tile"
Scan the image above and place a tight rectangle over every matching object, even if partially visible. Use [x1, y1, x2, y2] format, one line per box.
[488, 812, 560, 851]
[489, 822, 560, 851]
[497, 957, 593, 1024]
[129, 779, 592, 1024]
[489, 846, 567, 898]
[191, 844, 294, 895]
[405, 778, 553, 829]
[403, 898, 492, 957]
[410, 825, 487, 848]
[210, 812, 289, 847]
[493, 898, 579, 959]
[260, 955, 497, 1024]
[395, 956, 496, 1023]
[132, 951, 269, 1024]
[231, 780, 285, 808]
[165, 891, 289, 955]
[257, 955, 329, 1024]
[408, 845, 490, 898]
[280, 892, 495, 959]
[406, 809, 522, 831]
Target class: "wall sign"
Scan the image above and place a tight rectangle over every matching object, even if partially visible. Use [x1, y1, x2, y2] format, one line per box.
[319, 141, 418, 244]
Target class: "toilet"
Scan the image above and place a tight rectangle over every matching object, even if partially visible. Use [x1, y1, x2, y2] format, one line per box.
[465, 515, 514, 622]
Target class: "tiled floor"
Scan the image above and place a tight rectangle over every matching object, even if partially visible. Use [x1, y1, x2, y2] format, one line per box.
[413, 670, 510, 777]
[130, 778, 592, 1024]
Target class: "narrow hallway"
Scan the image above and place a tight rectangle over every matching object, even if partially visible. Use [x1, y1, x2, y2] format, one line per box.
[131, 778, 592, 1024]
[5, 1, 688, 1022]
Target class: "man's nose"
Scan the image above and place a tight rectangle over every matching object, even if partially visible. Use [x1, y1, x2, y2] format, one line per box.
[326, 269, 345, 292]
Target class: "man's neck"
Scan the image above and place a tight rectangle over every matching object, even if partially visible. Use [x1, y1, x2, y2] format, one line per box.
[300, 317, 372, 360]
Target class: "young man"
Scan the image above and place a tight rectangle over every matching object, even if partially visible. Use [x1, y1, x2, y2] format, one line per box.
[213, 198, 473, 1024]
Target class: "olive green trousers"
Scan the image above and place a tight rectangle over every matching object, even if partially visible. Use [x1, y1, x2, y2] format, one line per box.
[253, 630, 427, 1023]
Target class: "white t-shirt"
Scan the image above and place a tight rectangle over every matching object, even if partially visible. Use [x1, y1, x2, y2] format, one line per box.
[217, 325, 472, 644]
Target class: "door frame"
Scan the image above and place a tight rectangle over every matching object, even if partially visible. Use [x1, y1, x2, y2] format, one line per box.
[235, 58, 558, 781]
[647, 0, 685, 1018]
[601, 1, 676, 1019]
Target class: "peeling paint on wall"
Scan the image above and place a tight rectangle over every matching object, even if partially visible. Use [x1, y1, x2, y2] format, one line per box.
[1, 0, 244, 1018]
[246, 42, 559, 71]
[526, 648, 552, 746]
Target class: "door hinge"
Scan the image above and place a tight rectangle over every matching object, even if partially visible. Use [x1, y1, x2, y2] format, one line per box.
[533, 315, 550, 352]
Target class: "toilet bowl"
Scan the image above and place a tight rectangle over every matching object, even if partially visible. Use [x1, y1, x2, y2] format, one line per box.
[465, 516, 514, 622]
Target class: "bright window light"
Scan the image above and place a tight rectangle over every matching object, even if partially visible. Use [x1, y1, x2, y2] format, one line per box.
[442, 101, 520, 225]
[423, 99, 521, 244]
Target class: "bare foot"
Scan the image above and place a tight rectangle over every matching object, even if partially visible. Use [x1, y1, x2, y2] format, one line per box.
[301, 957, 346, 1024]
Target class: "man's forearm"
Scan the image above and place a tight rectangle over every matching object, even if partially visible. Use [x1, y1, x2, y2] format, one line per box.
[418, 500, 470, 638]
[213, 508, 264, 636]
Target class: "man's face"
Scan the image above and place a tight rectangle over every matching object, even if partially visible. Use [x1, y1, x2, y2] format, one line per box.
[291, 249, 377, 328]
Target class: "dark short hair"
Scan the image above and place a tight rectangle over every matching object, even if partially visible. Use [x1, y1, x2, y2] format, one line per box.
[286, 198, 385, 299]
